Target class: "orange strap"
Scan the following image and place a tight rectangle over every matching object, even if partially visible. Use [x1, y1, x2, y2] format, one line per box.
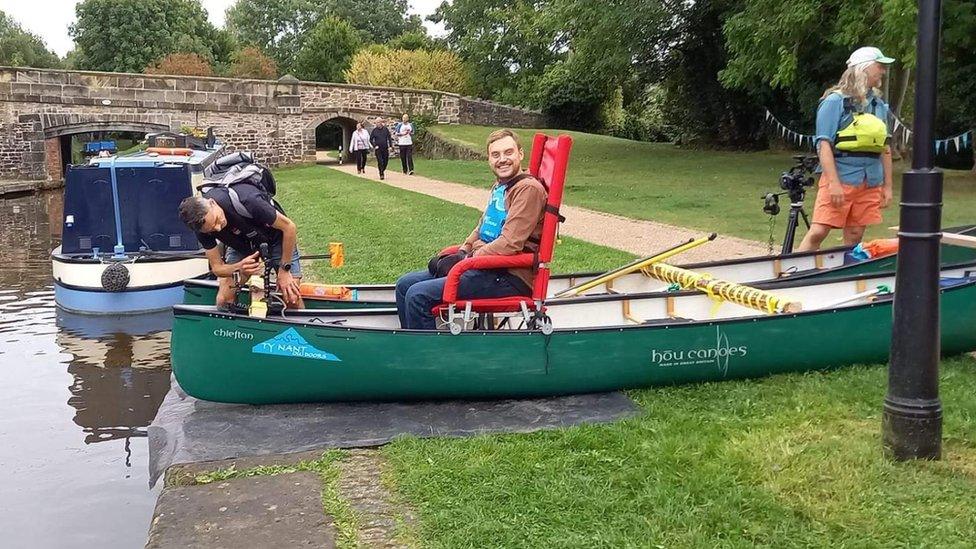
[146, 147, 193, 156]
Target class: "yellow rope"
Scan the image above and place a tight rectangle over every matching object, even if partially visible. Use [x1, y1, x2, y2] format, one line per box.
[642, 263, 799, 314]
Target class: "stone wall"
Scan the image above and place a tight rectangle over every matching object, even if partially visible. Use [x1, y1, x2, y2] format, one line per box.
[0, 67, 546, 181]
[459, 98, 546, 128]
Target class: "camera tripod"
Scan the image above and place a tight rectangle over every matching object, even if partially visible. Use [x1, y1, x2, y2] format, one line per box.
[763, 186, 811, 254]
[763, 154, 817, 254]
[779, 196, 811, 254]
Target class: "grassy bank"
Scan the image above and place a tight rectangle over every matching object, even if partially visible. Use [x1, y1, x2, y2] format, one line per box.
[385, 358, 976, 547]
[273, 165, 976, 547]
[275, 164, 633, 284]
[422, 125, 976, 244]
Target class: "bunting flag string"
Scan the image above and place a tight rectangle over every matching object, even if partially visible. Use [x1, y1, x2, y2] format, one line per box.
[763, 109, 817, 151]
[764, 107, 974, 156]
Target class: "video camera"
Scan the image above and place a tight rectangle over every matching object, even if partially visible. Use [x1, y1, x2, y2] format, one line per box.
[761, 154, 820, 254]
[762, 154, 819, 215]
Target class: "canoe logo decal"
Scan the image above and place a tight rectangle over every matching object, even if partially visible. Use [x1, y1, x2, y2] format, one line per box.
[252, 327, 341, 361]
[649, 326, 746, 376]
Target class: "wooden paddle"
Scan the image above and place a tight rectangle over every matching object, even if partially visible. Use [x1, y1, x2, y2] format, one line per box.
[554, 233, 716, 297]
[888, 226, 976, 249]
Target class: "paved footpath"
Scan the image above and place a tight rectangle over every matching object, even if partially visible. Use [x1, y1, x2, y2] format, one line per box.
[329, 163, 766, 262]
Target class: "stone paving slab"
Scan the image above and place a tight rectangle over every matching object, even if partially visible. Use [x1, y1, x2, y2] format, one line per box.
[329, 163, 767, 261]
[165, 450, 328, 487]
[146, 471, 334, 549]
[335, 450, 416, 548]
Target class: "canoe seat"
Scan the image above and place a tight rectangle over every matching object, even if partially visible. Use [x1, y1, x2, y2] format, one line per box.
[432, 133, 573, 333]
[641, 316, 695, 326]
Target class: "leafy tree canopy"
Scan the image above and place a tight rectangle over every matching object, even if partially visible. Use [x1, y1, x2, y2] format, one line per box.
[387, 31, 442, 51]
[69, 0, 223, 73]
[431, 0, 565, 106]
[226, 0, 420, 74]
[293, 17, 360, 82]
[0, 10, 60, 68]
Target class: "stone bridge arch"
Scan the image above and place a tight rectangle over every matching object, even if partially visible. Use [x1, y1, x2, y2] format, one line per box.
[31, 113, 175, 181]
[304, 110, 375, 163]
[40, 113, 172, 139]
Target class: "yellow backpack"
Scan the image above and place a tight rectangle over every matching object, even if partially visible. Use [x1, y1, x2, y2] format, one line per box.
[833, 96, 889, 155]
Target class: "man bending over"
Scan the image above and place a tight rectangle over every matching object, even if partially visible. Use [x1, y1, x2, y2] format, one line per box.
[178, 181, 304, 309]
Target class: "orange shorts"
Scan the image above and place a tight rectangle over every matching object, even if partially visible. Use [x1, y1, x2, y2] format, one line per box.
[811, 177, 883, 229]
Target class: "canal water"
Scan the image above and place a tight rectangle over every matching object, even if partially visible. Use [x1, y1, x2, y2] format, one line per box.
[0, 190, 170, 548]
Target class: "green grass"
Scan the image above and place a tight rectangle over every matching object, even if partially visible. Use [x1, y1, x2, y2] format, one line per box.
[384, 358, 976, 547]
[423, 125, 976, 244]
[270, 163, 976, 548]
[275, 164, 633, 284]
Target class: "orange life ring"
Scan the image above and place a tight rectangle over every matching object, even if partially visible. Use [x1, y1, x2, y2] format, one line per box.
[146, 147, 193, 156]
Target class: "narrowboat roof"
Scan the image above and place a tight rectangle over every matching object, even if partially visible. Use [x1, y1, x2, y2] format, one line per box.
[88, 146, 222, 173]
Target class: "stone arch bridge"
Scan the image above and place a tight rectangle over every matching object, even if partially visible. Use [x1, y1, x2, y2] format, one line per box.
[0, 67, 544, 182]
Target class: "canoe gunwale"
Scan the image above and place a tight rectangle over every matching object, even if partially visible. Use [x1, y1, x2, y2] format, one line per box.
[179, 260, 976, 316]
[172, 274, 976, 336]
[180, 244, 858, 293]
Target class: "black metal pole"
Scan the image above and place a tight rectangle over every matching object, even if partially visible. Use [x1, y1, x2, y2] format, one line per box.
[883, 0, 944, 460]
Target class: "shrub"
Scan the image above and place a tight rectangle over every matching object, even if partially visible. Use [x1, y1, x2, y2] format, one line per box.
[226, 47, 277, 79]
[345, 48, 471, 94]
[145, 52, 213, 77]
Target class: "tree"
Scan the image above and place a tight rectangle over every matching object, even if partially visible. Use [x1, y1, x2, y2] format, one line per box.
[293, 17, 360, 82]
[321, 0, 423, 43]
[226, 0, 420, 74]
[145, 52, 213, 77]
[0, 10, 60, 68]
[226, 47, 278, 79]
[430, 0, 565, 106]
[387, 31, 441, 51]
[345, 47, 471, 93]
[69, 0, 223, 73]
[224, 0, 317, 76]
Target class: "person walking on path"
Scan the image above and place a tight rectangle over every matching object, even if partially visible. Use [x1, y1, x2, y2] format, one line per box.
[370, 118, 394, 180]
[350, 122, 371, 175]
[396, 114, 415, 175]
[797, 47, 895, 251]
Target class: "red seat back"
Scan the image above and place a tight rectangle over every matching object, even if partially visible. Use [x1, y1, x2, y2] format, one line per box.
[526, 133, 573, 302]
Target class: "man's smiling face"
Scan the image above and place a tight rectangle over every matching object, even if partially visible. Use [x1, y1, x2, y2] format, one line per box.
[488, 135, 523, 180]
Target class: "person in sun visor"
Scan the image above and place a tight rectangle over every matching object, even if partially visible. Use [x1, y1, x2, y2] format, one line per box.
[798, 46, 895, 252]
[394, 129, 547, 330]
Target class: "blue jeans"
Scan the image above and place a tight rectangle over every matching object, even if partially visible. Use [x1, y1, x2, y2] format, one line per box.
[395, 269, 531, 330]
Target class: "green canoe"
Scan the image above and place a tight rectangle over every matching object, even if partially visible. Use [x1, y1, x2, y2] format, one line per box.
[171, 265, 976, 404]
[182, 235, 976, 309]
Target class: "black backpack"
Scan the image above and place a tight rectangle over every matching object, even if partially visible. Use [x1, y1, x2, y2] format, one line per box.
[197, 154, 280, 219]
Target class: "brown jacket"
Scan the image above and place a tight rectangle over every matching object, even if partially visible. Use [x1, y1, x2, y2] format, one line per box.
[461, 173, 547, 290]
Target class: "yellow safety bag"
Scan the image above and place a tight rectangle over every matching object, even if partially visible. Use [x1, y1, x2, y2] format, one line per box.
[835, 111, 889, 154]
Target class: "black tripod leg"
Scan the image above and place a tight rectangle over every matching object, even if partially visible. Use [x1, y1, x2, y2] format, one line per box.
[800, 208, 811, 229]
[781, 206, 801, 254]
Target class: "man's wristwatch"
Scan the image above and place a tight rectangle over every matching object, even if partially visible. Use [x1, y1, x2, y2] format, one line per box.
[281, 263, 292, 272]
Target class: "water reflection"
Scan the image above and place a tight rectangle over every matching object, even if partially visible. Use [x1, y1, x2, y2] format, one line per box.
[0, 190, 168, 548]
[57, 309, 172, 453]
